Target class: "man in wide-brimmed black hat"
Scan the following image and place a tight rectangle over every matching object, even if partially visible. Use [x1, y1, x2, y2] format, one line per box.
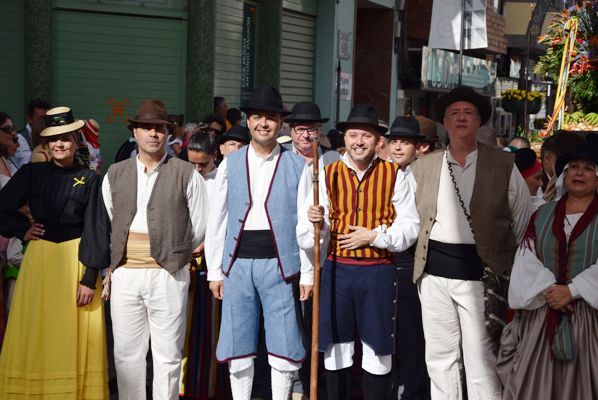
[102, 99, 209, 399]
[284, 101, 340, 166]
[410, 86, 533, 400]
[387, 116, 428, 170]
[299, 104, 419, 399]
[384, 116, 432, 399]
[217, 124, 250, 157]
[205, 86, 311, 399]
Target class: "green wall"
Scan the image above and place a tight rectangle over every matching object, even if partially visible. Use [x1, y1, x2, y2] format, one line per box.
[50, 10, 187, 166]
[0, 0, 25, 125]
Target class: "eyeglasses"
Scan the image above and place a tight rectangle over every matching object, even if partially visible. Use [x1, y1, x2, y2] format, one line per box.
[294, 127, 319, 135]
[0, 126, 16, 134]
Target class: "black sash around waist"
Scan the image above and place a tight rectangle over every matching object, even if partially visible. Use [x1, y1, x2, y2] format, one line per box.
[424, 239, 484, 281]
[237, 230, 277, 259]
[393, 245, 415, 269]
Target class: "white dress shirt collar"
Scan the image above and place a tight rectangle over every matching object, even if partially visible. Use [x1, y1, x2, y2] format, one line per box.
[248, 141, 281, 162]
[136, 152, 168, 176]
[340, 151, 379, 179]
[446, 146, 478, 170]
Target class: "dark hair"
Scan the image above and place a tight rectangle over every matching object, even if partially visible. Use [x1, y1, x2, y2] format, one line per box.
[327, 129, 344, 150]
[514, 148, 538, 172]
[26, 99, 50, 118]
[226, 108, 242, 124]
[508, 136, 531, 148]
[167, 114, 184, 136]
[187, 133, 215, 154]
[214, 96, 226, 113]
[202, 114, 226, 133]
[0, 112, 11, 126]
[0, 112, 13, 157]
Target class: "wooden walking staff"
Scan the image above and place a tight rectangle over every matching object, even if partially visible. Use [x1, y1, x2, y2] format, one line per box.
[309, 135, 321, 400]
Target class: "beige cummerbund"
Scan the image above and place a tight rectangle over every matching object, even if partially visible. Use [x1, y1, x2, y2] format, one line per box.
[121, 231, 162, 269]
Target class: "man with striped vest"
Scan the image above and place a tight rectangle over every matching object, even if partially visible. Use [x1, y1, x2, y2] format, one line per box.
[298, 104, 420, 400]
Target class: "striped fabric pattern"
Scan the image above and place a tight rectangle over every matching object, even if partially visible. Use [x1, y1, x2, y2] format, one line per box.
[534, 202, 598, 280]
[325, 158, 398, 259]
[180, 257, 230, 399]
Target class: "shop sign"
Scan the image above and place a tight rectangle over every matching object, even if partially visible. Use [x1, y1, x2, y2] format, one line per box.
[338, 31, 352, 60]
[420, 46, 496, 94]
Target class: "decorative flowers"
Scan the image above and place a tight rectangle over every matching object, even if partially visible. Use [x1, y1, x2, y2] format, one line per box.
[502, 90, 544, 102]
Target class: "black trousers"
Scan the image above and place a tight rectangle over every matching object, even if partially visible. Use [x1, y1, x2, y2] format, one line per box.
[391, 267, 430, 400]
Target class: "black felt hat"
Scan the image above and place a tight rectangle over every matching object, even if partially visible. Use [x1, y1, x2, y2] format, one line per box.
[434, 86, 492, 125]
[240, 85, 290, 116]
[387, 116, 427, 140]
[336, 104, 387, 134]
[285, 101, 329, 124]
[556, 142, 598, 176]
[217, 125, 251, 145]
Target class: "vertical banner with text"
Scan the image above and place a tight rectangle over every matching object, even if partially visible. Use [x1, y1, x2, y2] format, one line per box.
[241, 2, 258, 107]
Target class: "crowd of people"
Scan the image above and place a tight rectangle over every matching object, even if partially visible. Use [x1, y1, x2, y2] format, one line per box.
[0, 84, 596, 400]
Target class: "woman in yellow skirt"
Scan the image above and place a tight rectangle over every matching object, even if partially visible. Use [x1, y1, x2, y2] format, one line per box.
[0, 106, 110, 399]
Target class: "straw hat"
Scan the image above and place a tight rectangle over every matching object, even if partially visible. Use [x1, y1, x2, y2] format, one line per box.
[83, 119, 100, 136]
[40, 107, 85, 137]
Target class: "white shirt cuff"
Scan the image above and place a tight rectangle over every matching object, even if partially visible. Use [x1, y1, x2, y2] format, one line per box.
[207, 269, 224, 282]
[370, 226, 388, 249]
[568, 282, 581, 299]
[300, 271, 314, 286]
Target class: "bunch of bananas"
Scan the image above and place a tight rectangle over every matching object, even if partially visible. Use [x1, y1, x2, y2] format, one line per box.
[562, 112, 598, 130]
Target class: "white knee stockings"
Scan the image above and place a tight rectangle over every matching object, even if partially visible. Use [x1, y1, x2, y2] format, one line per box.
[229, 363, 294, 400]
[271, 367, 295, 400]
[230, 363, 254, 400]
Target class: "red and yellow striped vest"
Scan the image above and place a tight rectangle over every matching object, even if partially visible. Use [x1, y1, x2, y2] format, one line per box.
[325, 158, 398, 259]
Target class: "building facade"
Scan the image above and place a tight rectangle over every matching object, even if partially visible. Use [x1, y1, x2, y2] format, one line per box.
[0, 0, 402, 165]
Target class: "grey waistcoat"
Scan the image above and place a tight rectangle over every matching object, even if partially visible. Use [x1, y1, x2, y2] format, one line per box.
[411, 142, 517, 282]
[107, 155, 195, 274]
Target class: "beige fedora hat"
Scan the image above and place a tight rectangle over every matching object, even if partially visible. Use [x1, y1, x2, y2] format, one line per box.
[40, 106, 85, 137]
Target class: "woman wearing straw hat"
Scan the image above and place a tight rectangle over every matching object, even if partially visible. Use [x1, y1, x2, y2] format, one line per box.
[0, 106, 110, 398]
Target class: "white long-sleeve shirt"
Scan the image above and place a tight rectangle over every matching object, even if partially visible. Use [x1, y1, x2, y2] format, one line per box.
[427, 149, 532, 245]
[204, 143, 314, 285]
[11, 125, 32, 169]
[296, 153, 420, 267]
[101, 153, 208, 250]
[509, 213, 598, 310]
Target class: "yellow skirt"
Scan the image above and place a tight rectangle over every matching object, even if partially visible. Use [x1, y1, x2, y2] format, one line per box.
[0, 239, 108, 399]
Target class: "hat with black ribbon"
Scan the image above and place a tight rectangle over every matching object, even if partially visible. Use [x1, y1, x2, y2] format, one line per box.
[218, 125, 251, 146]
[40, 107, 85, 137]
[434, 86, 492, 125]
[387, 116, 427, 140]
[240, 85, 290, 116]
[285, 101, 329, 124]
[336, 104, 387, 134]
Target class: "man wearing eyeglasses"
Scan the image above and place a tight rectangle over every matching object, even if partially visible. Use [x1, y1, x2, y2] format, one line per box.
[284, 102, 340, 166]
[280, 101, 340, 399]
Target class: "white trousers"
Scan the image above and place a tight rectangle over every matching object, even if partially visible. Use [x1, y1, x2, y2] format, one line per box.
[419, 274, 501, 400]
[111, 267, 190, 400]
